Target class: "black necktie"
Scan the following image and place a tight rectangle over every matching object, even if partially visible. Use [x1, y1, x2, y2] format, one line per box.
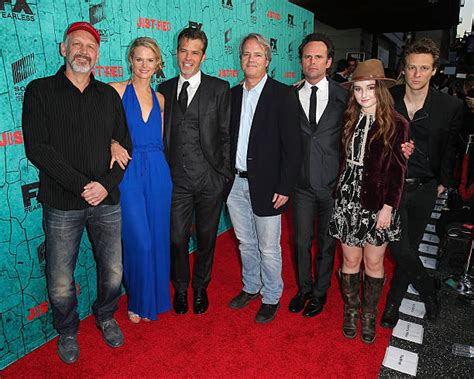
[178, 81, 190, 113]
[309, 85, 318, 127]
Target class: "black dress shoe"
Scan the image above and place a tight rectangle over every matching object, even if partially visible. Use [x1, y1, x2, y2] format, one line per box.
[229, 291, 259, 309]
[288, 291, 311, 313]
[57, 335, 79, 364]
[173, 291, 188, 314]
[380, 302, 399, 329]
[302, 294, 327, 318]
[255, 302, 280, 323]
[96, 319, 124, 348]
[425, 291, 440, 322]
[193, 289, 209, 315]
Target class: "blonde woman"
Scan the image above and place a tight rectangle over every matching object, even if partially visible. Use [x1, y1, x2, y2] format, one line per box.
[110, 37, 172, 323]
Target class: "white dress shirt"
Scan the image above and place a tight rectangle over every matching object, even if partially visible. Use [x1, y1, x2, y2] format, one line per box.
[177, 70, 201, 106]
[298, 76, 329, 124]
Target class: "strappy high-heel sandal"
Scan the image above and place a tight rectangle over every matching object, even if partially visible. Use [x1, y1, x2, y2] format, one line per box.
[127, 311, 141, 323]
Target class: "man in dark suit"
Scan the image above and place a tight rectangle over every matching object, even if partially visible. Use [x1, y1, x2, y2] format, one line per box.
[158, 27, 232, 315]
[227, 33, 301, 323]
[288, 33, 348, 317]
[380, 38, 463, 327]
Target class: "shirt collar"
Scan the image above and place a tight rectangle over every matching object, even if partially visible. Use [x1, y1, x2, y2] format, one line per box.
[304, 76, 328, 92]
[243, 74, 268, 94]
[179, 70, 201, 88]
[55, 65, 101, 92]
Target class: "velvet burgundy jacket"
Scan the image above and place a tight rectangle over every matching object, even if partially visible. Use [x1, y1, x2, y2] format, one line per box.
[338, 111, 410, 211]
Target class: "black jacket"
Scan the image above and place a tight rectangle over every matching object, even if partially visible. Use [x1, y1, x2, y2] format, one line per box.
[295, 78, 348, 191]
[391, 85, 464, 188]
[230, 76, 302, 216]
[158, 73, 232, 180]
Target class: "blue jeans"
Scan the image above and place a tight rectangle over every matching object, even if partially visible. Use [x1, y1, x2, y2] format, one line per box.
[43, 204, 123, 336]
[226, 176, 283, 304]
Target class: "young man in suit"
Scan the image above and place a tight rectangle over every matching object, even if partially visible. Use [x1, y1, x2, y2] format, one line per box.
[158, 27, 232, 315]
[380, 38, 464, 327]
[288, 33, 348, 317]
[227, 33, 301, 323]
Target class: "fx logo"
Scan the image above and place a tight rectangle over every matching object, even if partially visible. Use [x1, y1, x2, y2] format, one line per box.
[189, 21, 202, 30]
[221, 0, 232, 9]
[270, 38, 278, 53]
[22, 181, 39, 208]
[288, 14, 294, 27]
[0, 0, 33, 14]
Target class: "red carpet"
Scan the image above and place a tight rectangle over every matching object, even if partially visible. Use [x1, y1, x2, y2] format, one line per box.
[2, 213, 394, 378]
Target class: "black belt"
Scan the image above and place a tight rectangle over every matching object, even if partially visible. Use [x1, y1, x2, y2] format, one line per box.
[235, 169, 248, 178]
[405, 177, 435, 185]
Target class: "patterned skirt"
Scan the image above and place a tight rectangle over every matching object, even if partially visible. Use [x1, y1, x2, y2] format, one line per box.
[328, 163, 401, 247]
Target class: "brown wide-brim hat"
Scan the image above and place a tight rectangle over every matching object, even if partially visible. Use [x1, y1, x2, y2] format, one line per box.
[341, 59, 395, 88]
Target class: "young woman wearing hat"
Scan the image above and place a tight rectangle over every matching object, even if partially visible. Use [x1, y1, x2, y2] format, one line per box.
[328, 59, 410, 343]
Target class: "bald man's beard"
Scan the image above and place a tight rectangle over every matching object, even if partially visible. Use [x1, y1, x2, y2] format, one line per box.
[69, 53, 93, 73]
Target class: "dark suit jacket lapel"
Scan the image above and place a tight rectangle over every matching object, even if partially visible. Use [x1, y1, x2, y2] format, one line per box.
[249, 77, 272, 144]
[164, 76, 178, 150]
[198, 74, 211, 133]
[317, 80, 337, 131]
[295, 83, 312, 135]
[232, 84, 244, 145]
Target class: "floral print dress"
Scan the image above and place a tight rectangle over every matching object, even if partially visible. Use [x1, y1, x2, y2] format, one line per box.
[328, 112, 401, 247]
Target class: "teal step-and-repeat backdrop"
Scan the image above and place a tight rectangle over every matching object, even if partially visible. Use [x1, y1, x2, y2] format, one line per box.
[0, 0, 313, 369]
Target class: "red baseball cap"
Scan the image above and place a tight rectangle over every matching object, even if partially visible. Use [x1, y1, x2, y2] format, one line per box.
[66, 22, 100, 45]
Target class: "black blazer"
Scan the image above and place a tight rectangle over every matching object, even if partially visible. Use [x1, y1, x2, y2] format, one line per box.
[230, 76, 302, 217]
[158, 73, 233, 179]
[391, 85, 464, 187]
[295, 78, 348, 191]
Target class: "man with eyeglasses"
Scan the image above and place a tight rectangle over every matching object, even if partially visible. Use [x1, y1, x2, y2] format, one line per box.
[380, 38, 464, 328]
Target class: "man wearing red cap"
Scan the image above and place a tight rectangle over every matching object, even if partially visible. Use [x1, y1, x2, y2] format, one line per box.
[22, 22, 132, 364]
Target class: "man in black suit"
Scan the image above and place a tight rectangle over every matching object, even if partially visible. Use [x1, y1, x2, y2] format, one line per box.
[227, 33, 301, 323]
[158, 27, 232, 315]
[380, 38, 463, 327]
[288, 34, 348, 317]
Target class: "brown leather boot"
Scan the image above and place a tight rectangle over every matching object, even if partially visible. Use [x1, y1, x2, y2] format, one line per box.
[361, 273, 385, 344]
[339, 270, 360, 339]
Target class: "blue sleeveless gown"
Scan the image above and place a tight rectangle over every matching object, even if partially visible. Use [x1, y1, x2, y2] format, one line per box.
[120, 83, 172, 319]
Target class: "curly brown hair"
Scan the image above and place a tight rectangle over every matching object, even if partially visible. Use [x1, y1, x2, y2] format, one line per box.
[402, 38, 440, 69]
[341, 81, 396, 159]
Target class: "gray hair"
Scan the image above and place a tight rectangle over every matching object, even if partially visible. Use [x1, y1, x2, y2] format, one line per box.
[239, 33, 272, 62]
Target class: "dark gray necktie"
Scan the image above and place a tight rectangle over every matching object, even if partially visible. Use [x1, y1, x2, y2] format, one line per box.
[309, 85, 318, 127]
[178, 81, 190, 113]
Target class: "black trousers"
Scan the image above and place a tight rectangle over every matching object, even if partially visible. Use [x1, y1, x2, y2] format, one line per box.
[292, 186, 336, 297]
[170, 169, 225, 293]
[386, 179, 438, 306]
